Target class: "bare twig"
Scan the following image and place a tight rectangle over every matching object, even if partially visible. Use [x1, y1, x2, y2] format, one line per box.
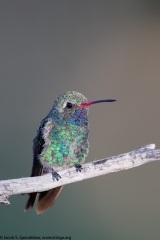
[0, 144, 159, 205]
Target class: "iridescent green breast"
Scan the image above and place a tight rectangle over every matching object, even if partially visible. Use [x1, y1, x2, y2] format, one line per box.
[39, 119, 89, 171]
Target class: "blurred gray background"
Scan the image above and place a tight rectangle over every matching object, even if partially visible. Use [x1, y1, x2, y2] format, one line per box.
[1, 0, 160, 239]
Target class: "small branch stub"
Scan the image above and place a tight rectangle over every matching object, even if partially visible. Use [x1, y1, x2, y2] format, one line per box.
[0, 144, 159, 205]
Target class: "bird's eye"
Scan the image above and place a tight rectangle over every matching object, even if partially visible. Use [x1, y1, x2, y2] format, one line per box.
[66, 102, 73, 108]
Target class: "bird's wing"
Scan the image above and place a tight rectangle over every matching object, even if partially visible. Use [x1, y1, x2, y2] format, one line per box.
[24, 117, 50, 211]
[31, 117, 50, 177]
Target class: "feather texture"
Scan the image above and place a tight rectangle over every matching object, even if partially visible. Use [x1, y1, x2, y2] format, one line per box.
[25, 91, 90, 213]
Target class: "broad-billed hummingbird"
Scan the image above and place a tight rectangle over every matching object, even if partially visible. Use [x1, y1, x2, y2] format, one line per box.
[24, 91, 116, 213]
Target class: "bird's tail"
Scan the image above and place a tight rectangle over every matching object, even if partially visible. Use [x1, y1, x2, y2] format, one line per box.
[24, 192, 37, 211]
[36, 186, 63, 214]
[24, 186, 63, 214]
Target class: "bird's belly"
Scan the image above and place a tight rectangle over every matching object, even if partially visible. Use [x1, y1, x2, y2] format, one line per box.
[39, 139, 89, 172]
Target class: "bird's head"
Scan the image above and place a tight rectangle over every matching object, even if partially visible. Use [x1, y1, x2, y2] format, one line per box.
[50, 91, 116, 126]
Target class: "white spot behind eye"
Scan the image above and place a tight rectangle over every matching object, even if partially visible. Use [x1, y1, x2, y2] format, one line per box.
[59, 101, 72, 112]
[58, 102, 66, 113]
[62, 101, 67, 109]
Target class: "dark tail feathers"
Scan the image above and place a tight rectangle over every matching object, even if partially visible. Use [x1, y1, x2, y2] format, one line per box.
[24, 186, 63, 214]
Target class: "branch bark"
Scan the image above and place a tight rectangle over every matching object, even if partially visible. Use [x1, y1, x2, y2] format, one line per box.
[0, 144, 160, 205]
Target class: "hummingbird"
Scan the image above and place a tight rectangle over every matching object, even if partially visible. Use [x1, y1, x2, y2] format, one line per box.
[24, 91, 116, 214]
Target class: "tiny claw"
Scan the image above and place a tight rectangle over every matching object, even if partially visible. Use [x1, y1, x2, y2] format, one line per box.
[75, 163, 83, 172]
[52, 170, 61, 181]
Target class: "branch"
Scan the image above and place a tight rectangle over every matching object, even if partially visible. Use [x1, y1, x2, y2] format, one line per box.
[0, 144, 160, 205]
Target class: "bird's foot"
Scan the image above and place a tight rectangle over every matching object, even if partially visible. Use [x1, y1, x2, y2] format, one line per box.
[52, 170, 61, 181]
[75, 163, 83, 172]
